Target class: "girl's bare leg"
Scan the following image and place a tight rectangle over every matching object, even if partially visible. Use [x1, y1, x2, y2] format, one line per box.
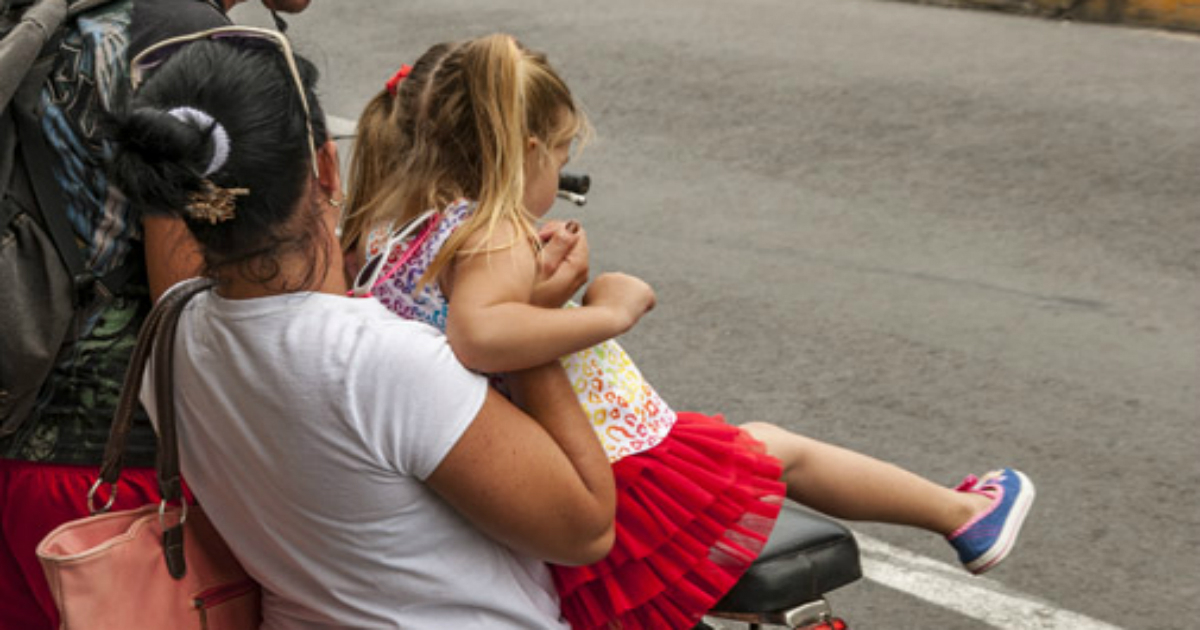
[740, 422, 991, 536]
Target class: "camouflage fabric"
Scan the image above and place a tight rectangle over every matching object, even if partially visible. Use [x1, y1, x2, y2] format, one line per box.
[1, 283, 155, 466]
[0, 0, 157, 467]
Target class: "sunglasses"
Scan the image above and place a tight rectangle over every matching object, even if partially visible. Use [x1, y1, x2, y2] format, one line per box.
[350, 210, 440, 298]
[130, 25, 319, 177]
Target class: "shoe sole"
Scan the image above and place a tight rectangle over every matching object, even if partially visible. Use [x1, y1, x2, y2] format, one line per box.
[964, 470, 1036, 575]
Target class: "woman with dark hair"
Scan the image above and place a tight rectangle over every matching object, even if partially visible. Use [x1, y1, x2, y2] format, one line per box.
[109, 33, 615, 629]
[0, 5, 320, 630]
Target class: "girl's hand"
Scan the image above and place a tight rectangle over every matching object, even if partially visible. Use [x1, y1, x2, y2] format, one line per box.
[532, 220, 590, 308]
[582, 272, 656, 334]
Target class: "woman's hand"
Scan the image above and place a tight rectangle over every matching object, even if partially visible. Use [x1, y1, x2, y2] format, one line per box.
[531, 220, 589, 308]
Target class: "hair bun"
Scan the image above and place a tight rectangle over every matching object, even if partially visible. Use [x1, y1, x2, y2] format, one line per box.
[109, 107, 213, 217]
[121, 107, 208, 162]
[166, 106, 231, 176]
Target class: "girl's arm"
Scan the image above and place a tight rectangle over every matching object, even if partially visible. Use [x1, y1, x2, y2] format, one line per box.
[426, 361, 616, 566]
[445, 219, 655, 374]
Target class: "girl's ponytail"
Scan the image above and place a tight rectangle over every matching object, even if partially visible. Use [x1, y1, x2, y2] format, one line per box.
[426, 34, 537, 282]
[463, 34, 528, 226]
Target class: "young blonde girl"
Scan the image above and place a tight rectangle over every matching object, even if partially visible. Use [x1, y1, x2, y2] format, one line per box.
[341, 34, 1036, 630]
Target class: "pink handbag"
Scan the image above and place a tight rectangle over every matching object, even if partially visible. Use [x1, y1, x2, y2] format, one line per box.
[36, 279, 261, 630]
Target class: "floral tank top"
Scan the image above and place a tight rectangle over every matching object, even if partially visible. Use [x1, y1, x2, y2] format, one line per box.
[362, 200, 677, 462]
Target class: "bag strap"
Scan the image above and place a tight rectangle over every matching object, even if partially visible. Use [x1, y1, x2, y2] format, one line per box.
[94, 278, 208, 487]
[151, 278, 201, 506]
[152, 279, 213, 578]
[92, 277, 214, 578]
[13, 105, 92, 304]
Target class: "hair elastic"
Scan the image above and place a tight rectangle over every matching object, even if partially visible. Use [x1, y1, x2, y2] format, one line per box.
[167, 106, 231, 176]
[385, 64, 412, 96]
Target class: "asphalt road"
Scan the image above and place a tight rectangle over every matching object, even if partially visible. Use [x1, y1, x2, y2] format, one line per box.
[238, 1, 1200, 627]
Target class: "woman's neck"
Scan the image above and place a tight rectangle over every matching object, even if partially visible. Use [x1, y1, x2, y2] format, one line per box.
[216, 248, 347, 300]
[216, 193, 348, 299]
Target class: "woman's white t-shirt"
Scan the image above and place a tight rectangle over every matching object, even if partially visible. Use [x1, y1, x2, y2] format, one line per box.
[143, 290, 567, 630]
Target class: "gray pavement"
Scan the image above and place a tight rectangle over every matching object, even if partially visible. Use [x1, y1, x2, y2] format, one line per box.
[243, 1, 1200, 627]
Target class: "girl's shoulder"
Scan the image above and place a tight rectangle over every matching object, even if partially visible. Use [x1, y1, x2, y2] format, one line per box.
[449, 201, 535, 256]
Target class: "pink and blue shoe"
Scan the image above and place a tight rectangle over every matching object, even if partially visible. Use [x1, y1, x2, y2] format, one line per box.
[946, 468, 1036, 575]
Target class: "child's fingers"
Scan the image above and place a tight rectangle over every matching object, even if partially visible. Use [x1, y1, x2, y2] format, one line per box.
[538, 220, 567, 241]
[538, 220, 581, 243]
[530, 222, 589, 308]
[539, 223, 581, 277]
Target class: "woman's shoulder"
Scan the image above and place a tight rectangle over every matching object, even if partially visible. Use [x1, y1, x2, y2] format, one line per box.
[313, 293, 440, 334]
[310, 294, 459, 361]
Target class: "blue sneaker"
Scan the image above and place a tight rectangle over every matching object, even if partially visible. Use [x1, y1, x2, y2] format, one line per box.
[946, 468, 1036, 575]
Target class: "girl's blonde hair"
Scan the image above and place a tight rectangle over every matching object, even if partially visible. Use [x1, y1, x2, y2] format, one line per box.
[341, 34, 591, 284]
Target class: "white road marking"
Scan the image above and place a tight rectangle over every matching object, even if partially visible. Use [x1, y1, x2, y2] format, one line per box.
[857, 533, 1126, 630]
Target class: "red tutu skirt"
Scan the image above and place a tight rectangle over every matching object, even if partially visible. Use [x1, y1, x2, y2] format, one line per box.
[553, 411, 786, 630]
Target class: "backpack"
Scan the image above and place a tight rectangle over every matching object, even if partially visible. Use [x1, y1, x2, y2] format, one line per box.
[0, 0, 136, 437]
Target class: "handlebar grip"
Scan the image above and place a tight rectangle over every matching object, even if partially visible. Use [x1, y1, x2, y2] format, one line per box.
[558, 172, 590, 195]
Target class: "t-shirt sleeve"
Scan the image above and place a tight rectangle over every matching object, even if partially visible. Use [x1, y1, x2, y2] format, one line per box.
[351, 321, 489, 480]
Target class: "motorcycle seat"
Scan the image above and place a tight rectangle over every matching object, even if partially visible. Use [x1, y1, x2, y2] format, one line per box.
[709, 504, 862, 614]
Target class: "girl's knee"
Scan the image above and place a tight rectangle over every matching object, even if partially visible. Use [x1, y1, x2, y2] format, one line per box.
[738, 421, 779, 442]
[739, 421, 815, 468]
[739, 421, 800, 452]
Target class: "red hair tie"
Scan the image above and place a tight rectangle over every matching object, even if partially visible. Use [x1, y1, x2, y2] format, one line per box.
[386, 64, 413, 96]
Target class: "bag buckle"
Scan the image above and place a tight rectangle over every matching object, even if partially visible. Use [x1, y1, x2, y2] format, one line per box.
[86, 478, 118, 514]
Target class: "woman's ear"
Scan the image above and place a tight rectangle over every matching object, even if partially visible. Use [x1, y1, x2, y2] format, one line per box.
[317, 139, 343, 202]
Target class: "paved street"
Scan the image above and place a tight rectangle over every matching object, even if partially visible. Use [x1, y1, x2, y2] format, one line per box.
[243, 1, 1200, 627]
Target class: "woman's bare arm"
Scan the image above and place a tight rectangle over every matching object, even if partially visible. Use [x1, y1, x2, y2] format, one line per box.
[425, 361, 616, 566]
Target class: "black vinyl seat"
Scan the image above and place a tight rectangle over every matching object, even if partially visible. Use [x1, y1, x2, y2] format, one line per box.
[709, 504, 862, 614]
